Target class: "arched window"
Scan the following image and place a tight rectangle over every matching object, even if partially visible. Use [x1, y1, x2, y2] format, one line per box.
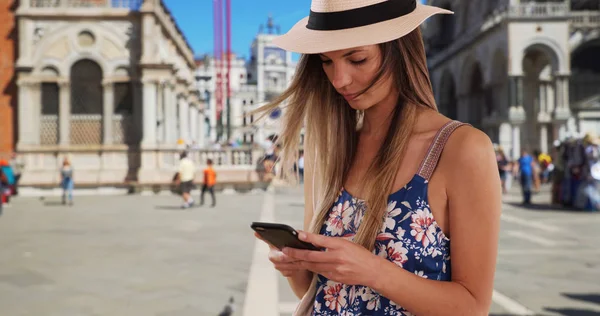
[70, 59, 103, 145]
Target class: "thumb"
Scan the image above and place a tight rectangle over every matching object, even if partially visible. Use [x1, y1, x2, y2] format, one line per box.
[297, 230, 335, 249]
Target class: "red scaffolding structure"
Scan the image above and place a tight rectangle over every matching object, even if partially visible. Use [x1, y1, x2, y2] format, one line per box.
[213, 0, 232, 141]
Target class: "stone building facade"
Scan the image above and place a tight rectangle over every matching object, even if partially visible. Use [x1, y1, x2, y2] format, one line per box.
[195, 19, 297, 148]
[425, 0, 600, 159]
[15, 0, 201, 186]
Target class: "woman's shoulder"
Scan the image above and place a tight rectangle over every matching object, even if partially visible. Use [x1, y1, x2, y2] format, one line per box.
[441, 120, 496, 171]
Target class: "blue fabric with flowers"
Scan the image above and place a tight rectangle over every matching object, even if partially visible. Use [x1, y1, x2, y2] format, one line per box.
[311, 121, 468, 315]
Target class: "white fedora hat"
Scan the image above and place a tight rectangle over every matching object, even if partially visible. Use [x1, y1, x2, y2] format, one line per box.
[272, 0, 453, 54]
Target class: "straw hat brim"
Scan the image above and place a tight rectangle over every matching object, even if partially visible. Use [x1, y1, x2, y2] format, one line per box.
[272, 4, 453, 54]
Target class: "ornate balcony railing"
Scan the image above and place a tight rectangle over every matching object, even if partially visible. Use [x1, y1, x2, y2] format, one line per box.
[508, 3, 570, 18]
[30, 0, 142, 10]
[428, 1, 600, 70]
[570, 11, 600, 28]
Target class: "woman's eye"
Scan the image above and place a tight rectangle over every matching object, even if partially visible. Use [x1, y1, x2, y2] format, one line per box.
[351, 59, 367, 65]
[320, 60, 332, 66]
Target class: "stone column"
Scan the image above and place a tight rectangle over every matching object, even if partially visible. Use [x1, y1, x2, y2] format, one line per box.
[164, 83, 176, 143]
[102, 81, 114, 145]
[16, 19, 32, 68]
[155, 82, 165, 144]
[512, 125, 521, 160]
[132, 81, 143, 144]
[178, 97, 189, 143]
[508, 75, 526, 160]
[539, 82, 547, 114]
[555, 77, 563, 109]
[141, 15, 156, 65]
[499, 122, 512, 155]
[189, 104, 198, 143]
[17, 80, 34, 147]
[553, 75, 571, 125]
[540, 124, 548, 154]
[58, 81, 71, 146]
[546, 82, 555, 113]
[561, 77, 570, 111]
[257, 42, 265, 102]
[198, 109, 205, 148]
[33, 82, 42, 145]
[141, 80, 157, 146]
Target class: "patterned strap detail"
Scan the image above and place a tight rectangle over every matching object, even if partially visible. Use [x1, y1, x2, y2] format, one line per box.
[417, 120, 469, 181]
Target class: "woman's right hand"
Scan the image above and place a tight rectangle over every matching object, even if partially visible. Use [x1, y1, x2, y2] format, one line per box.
[254, 232, 307, 277]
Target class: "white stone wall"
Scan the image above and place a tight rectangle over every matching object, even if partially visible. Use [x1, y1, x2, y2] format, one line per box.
[426, 0, 600, 159]
[194, 32, 296, 147]
[15, 0, 202, 186]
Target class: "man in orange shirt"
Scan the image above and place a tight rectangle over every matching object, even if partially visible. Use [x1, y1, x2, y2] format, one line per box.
[201, 159, 216, 207]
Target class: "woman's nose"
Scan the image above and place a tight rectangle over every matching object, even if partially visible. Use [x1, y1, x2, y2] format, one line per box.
[330, 64, 352, 90]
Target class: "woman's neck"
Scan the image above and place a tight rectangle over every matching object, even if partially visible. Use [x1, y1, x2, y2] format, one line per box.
[361, 91, 399, 139]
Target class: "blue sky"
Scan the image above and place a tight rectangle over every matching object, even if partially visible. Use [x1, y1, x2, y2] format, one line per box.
[163, 0, 311, 60]
[163, 0, 427, 61]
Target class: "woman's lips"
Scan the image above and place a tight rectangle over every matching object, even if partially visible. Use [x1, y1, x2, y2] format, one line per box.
[342, 93, 359, 101]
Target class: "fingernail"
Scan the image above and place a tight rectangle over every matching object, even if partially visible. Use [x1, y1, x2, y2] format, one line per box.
[298, 232, 307, 240]
[282, 247, 289, 254]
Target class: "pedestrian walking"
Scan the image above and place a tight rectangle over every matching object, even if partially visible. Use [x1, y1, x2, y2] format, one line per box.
[518, 149, 535, 205]
[60, 158, 74, 206]
[200, 159, 216, 207]
[177, 151, 196, 209]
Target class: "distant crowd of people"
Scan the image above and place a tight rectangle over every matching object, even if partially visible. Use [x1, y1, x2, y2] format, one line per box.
[496, 145, 556, 204]
[495, 132, 600, 211]
[551, 133, 600, 211]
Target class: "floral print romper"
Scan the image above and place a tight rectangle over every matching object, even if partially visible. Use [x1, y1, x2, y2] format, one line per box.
[313, 121, 468, 315]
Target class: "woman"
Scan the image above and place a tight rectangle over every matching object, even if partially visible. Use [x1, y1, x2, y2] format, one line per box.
[496, 147, 510, 194]
[254, 0, 501, 315]
[61, 157, 74, 206]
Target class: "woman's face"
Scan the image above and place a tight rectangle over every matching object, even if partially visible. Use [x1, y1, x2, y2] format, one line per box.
[319, 45, 395, 111]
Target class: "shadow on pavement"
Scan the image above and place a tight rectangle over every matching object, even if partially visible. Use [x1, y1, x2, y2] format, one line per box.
[154, 205, 186, 210]
[562, 293, 600, 306]
[544, 307, 600, 316]
[506, 202, 582, 213]
[43, 201, 66, 207]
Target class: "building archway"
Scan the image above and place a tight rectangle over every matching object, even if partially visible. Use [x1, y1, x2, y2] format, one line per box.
[70, 59, 103, 145]
[467, 63, 485, 129]
[571, 40, 600, 135]
[439, 70, 458, 119]
[522, 43, 561, 153]
[571, 40, 600, 105]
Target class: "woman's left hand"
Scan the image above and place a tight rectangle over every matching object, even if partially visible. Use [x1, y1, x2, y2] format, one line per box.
[282, 231, 383, 288]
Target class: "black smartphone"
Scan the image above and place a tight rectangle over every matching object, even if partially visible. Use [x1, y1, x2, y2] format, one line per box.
[251, 222, 321, 251]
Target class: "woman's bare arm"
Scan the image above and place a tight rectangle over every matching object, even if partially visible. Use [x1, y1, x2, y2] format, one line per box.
[371, 127, 502, 315]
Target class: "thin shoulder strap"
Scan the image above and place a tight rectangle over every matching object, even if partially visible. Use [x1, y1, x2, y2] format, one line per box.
[312, 149, 317, 212]
[417, 120, 469, 181]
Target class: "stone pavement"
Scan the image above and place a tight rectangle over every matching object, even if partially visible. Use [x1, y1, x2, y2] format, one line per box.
[0, 184, 599, 316]
[0, 191, 264, 316]
[273, 185, 600, 316]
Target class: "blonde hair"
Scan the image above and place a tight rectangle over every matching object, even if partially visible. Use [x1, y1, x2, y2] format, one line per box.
[253, 28, 437, 251]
